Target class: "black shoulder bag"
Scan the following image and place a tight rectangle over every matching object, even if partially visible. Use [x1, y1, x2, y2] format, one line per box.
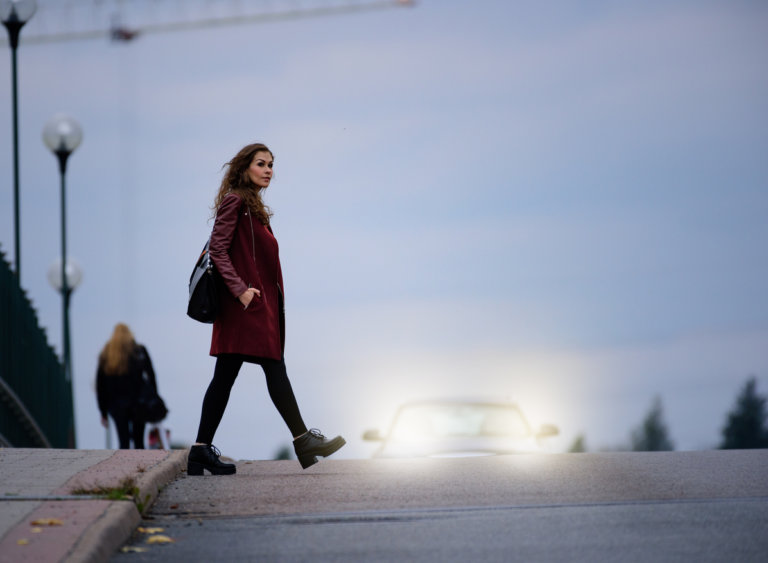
[134, 347, 169, 424]
[187, 238, 218, 323]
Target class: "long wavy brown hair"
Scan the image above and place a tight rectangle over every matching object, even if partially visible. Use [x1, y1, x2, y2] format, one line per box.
[212, 143, 274, 225]
[99, 323, 136, 376]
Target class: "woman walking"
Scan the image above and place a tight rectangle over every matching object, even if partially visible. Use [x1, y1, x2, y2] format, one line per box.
[96, 323, 158, 449]
[188, 143, 345, 475]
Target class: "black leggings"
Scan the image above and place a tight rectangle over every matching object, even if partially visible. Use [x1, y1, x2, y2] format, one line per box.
[195, 354, 308, 444]
[110, 405, 146, 449]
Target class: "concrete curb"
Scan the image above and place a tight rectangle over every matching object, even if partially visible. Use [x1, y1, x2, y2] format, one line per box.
[64, 449, 187, 563]
[134, 449, 188, 515]
[0, 449, 187, 563]
[63, 502, 140, 563]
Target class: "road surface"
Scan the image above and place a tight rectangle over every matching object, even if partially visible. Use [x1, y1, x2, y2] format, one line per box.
[112, 450, 768, 562]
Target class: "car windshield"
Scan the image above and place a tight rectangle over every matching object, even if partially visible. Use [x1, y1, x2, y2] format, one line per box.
[389, 403, 531, 440]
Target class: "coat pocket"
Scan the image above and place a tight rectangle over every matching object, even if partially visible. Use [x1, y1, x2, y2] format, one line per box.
[243, 283, 265, 312]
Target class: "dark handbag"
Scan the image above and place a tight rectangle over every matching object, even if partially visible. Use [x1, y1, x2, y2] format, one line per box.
[187, 239, 218, 323]
[136, 380, 168, 423]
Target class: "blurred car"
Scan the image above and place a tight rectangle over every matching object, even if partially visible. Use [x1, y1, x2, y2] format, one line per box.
[362, 399, 559, 458]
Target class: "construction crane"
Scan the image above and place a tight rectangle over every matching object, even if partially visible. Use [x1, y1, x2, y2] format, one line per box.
[3, 0, 414, 45]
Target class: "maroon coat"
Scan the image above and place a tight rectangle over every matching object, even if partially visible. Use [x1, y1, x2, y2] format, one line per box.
[209, 192, 285, 360]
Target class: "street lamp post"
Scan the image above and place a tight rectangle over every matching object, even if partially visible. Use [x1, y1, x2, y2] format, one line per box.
[1, 0, 37, 282]
[46, 258, 82, 380]
[43, 114, 82, 384]
[46, 255, 82, 449]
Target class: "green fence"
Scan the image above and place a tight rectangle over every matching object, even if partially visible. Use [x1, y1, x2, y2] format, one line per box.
[0, 248, 75, 448]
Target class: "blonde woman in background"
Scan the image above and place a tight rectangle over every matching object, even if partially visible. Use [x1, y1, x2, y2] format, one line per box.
[96, 323, 158, 449]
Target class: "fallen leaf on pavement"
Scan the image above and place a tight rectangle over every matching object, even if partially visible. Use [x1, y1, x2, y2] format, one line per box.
[17, 539, 29, 545]
[121, 546, 148, 553]
[146, 535, 175, 544]
[169, 504, 179, 509]
[30, 518, 63, 526]
[31, 527, 43, 533]
[137, 527, 164, 534]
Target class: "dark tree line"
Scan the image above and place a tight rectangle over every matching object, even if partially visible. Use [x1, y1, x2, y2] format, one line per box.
[569, 376, 767, 452]
[720, 376, 768, 449]
[631, 395, 674, 451]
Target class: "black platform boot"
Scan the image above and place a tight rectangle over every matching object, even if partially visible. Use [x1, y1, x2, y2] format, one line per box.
[187, 444, 236, 476]
[293, 428, 346, 469]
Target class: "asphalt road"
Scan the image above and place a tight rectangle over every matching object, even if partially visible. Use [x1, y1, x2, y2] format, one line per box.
[112, 450, 768, 562]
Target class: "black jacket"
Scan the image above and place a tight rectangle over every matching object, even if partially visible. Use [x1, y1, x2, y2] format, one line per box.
[96, 344, 157, 418]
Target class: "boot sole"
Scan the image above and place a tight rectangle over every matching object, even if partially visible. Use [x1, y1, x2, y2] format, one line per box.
[297, 437, 347, 469]
[187, 461, 236, 476]
[298, 455, 319, 469]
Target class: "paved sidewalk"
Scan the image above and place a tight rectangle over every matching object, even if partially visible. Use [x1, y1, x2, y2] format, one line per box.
[0, 448, 186, 563]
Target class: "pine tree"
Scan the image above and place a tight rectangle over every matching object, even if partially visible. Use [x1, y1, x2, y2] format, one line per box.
[721, 377, 768, 449]
[630, 396, 674, 451]
[273, 444, 293, 460]
[568, 434, 587, 453]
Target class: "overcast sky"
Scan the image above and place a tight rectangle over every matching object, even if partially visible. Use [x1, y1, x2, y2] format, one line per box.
[1, 0, 767, 459]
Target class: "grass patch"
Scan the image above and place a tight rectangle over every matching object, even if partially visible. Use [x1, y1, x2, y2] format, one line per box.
[71, 476, 139, 500]
[70, 460, 163, 514]
[71, 476, 151, 513]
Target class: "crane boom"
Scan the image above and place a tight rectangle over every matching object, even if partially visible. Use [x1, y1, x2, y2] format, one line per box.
[2, 0, 414, 46]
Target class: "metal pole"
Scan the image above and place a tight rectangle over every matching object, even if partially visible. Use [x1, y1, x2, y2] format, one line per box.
[4, 20, 22, 281]
[10, 43, 20, 281]
[58, 150, 77, 448]
[57, 151, 70, 382]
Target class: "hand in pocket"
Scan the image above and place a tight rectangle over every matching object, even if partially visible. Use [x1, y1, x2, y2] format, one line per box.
[239, 287, 261, 309]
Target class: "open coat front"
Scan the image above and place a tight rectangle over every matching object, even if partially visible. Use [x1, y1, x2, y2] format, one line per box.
[208, 192, 285, 360]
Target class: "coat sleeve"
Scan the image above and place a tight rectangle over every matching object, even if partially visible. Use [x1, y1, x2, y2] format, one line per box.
[138, 345, 158, 393]
[209, 192, 248, 299]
